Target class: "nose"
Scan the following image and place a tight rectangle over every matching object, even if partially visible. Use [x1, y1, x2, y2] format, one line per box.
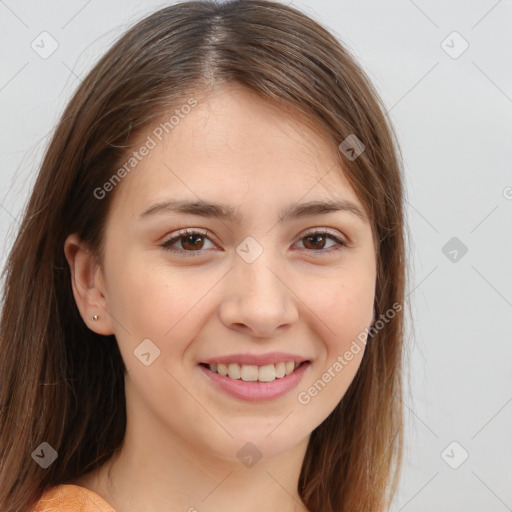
[218, 247, 299, 338]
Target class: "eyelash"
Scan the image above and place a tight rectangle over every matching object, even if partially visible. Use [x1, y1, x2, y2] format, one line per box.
[160, 228, 346, 257]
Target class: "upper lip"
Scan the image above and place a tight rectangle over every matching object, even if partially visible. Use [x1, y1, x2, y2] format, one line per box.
[200, 352, 310, 366]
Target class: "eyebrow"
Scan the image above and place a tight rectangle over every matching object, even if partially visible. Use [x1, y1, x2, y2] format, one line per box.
[139, 198, 368, 223]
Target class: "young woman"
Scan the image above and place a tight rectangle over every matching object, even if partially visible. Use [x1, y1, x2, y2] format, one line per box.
[0, 1, 407, 511]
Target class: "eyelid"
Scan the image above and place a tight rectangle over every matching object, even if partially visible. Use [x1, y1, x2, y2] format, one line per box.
[299, 227, 346, 243]
[161, 227, 215, 250]
[294, 227, 348, 255]
[161, 226, 348, 256]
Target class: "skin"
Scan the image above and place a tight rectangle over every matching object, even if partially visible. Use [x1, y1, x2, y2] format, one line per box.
[64, 83, 377, 512]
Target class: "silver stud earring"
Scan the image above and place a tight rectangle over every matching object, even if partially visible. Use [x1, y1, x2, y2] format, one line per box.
[91, 314, 99, 321]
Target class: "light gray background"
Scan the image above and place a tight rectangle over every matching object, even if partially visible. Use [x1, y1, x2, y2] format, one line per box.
[1, 1, 511, 510]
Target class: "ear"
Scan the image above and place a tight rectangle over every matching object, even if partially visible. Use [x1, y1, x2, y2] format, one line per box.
[64, 233, 115, 336]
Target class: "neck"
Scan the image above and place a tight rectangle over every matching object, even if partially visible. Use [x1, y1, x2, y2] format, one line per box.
[78, 413, 310, 512]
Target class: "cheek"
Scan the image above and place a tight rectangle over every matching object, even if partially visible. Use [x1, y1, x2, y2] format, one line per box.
[106, 255, 223, 378]
[297, 267, 374, 410]
[308, 265, 375, 343]
[334, 283, 374, 339]
[107, 254, 200, 333]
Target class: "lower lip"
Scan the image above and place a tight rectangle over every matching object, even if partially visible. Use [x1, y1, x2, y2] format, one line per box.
[198, 362, 310, 402]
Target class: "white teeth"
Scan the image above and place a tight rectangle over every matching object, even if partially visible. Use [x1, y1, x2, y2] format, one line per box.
[258, 364, 276, 382]
[241, 365, 259, 381]
[285, 361, 295, 375]
[275, 362, 286, 378]
[227, 363, 240, 379]
[207, 361, 304, 382]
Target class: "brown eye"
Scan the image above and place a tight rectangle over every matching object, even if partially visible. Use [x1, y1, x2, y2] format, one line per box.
[302, 233, 328, 250]
[180, 234, 205, 251]
[296, 230, 346, 256]
[161, 229, 215, 256]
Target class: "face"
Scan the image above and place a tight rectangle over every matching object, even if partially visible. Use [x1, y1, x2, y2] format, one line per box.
[87, 84, 376, 462]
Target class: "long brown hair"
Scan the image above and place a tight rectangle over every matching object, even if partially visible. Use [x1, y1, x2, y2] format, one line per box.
[0, 1, 406, 511]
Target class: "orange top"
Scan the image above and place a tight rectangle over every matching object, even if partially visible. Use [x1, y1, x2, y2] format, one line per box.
[31, 484, 115, 512]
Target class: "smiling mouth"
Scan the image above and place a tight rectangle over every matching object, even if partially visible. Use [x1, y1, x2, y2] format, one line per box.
[199, 361, 310, 383]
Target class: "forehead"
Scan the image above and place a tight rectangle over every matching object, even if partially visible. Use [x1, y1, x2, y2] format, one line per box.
[107, 84, 366, 222]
